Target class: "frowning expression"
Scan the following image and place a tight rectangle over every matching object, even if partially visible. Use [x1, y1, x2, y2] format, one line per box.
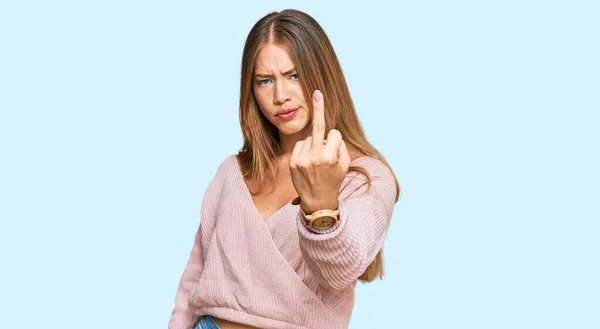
[253, 43, 310, 137]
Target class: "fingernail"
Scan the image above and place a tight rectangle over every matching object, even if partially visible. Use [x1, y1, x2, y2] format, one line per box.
[313, 90, 322, 102]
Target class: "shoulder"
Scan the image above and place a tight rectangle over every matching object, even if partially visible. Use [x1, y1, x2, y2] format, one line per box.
[206, 154, 239, 182]
[223, 153, 239, 169]
[347, 146, 392, 176]
[220, 154, 239, 171]
[350, 156, 394, 179]
[200, 154, 240, 200]
[343, 155, 398, 200]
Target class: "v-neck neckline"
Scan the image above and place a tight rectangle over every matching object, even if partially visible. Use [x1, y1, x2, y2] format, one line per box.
[233, 155, 296, 222]
[232, 155, 374, 223]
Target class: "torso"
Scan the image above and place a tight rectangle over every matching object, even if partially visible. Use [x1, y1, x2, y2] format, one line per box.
[218, 147, 363, 328]
[244, 155, 298, 221]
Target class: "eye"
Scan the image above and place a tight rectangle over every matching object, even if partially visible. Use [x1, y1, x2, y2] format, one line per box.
[290, 73, 299, 80]
[257, 79, 271, 86]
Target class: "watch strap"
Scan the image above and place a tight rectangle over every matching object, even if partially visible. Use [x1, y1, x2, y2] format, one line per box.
[292, 196, 340, 231]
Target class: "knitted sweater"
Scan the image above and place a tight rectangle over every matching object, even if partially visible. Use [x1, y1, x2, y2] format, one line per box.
[168, 154, 397, 329]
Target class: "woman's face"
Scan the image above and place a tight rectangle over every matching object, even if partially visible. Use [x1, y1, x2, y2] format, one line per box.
[253, 43, 310, 137]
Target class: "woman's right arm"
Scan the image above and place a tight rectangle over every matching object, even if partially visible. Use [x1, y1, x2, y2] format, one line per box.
[168, 157, 228, 329]
[168, 223, 205, 329]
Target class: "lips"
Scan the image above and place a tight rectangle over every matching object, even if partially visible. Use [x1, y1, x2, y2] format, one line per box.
[277, 108, 298, 116]
[276, 108, 298, 121]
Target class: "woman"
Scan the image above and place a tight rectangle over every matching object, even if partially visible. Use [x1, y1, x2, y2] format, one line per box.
[169, 9, 400, 329]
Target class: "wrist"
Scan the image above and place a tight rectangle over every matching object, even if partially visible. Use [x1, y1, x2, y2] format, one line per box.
[292, 196, 342, 233]
[300, 199, 338, 214]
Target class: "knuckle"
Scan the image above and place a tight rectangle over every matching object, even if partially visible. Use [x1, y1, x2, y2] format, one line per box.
[305, 155, 317, 167]
[323, 154, 336, 165]
[327, 155, 337, 165]
[298, 157, 309, 168]
[316, 154, 330, 166]
[329, 129, 341, 138]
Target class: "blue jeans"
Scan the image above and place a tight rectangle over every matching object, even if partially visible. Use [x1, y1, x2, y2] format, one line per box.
[194, 315, 221, 329]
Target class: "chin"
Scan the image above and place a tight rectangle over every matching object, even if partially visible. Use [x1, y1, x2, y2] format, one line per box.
[276, 121, 309, 136]
[271, 114, 308, 136]
[277, 126, 303, 136]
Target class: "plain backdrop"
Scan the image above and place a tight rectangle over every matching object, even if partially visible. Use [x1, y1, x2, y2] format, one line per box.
[1, 1, 598, 328]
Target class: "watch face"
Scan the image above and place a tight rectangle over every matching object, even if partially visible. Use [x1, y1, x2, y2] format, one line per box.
[312, 217, 336, 230]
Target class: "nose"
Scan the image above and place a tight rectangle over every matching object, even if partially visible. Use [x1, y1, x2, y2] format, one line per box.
[274, 79, 291, 104]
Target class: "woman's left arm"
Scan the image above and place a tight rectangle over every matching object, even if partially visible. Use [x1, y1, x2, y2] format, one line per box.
[290, 90, 398, 290]
[295, 162, 397, 291]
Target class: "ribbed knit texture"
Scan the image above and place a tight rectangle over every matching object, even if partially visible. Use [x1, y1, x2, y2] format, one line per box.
[168, 154, 397, 329]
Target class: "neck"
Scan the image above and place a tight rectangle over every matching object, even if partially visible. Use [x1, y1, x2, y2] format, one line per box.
[277, 127, 310, 156]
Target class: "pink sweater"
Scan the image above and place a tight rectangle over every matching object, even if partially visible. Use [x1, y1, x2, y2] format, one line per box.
[168, 154, 397, 329]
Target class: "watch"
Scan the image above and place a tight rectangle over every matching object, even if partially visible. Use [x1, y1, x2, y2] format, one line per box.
[291, 196, 340, 231]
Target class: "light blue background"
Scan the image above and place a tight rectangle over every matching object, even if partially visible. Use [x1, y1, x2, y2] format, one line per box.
[1, 1, 598, 328]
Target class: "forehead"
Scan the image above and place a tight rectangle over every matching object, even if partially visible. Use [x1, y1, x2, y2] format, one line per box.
[254, 44, 295, 72]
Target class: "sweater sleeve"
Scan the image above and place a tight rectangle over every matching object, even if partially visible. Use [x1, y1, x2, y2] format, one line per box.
[296, 159, 397, 291]
[168, 158, 228, 329]
[168, 224, 204, 329]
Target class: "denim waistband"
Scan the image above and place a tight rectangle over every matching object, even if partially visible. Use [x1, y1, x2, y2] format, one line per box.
[195, 315, 220, 329]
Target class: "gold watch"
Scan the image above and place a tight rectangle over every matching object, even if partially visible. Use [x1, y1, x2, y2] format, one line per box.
[292, 196, 340, 231]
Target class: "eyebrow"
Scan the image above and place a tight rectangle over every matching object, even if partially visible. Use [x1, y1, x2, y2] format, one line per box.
[254, 67, 296, 78]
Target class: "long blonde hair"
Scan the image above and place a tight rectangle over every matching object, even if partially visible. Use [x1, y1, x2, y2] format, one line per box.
[237, 9, 400, 282]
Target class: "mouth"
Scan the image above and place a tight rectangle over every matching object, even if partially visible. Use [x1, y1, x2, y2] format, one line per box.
[277, 108, 298, 115]
[276, 108, 299, 120]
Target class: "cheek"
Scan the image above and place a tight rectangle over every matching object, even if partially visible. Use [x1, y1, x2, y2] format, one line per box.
[254, 90, 270, 113]
[291, 85, 305, 103]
